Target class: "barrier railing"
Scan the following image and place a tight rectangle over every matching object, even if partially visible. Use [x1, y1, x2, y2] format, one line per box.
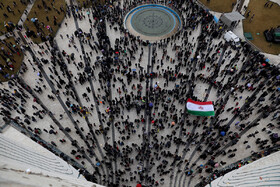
[0, 123, 9, 133]
[195, 0, 211, 11]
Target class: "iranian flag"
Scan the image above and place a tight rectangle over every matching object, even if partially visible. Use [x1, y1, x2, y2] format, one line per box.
[186, 99, 215, 116]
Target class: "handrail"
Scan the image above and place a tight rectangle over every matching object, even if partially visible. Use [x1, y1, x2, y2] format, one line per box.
[195, 0, 211, 12]
[0, 123, 9, 133]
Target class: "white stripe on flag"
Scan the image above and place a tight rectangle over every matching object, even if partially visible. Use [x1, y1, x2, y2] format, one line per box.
[187, 102, 214, 112]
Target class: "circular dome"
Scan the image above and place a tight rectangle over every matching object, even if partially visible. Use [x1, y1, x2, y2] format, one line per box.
[124, 4, 181, 41]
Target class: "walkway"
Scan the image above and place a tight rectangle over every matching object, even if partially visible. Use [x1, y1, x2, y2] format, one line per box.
[0, 0, 37, 40]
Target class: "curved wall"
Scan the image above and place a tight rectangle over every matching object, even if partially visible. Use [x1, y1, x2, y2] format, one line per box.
[205, 151, 280, 187]
[0, 128, 104, 187]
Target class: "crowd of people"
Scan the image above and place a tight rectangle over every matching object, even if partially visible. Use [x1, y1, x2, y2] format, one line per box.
[0, 0, 280, 187]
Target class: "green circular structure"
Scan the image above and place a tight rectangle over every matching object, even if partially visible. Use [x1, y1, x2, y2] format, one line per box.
[124, 4, 181, 40]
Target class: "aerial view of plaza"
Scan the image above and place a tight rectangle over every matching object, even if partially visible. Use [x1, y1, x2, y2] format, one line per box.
[0, 0, 280, 187]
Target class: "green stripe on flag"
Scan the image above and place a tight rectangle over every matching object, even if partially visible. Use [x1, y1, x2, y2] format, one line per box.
[188, 110, 215, 116]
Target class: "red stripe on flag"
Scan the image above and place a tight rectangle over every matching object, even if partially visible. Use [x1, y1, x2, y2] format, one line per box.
[187, 98, 213, 105]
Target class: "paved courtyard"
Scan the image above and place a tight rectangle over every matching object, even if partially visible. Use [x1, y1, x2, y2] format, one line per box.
[0, 0, 280, 187]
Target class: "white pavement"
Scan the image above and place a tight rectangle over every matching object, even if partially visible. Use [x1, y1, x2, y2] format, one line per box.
[0, 1, 280, 187]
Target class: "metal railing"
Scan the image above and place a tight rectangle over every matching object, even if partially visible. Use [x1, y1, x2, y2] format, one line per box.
[195, 0, 211, 11]
[0, 123, 9, 133]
